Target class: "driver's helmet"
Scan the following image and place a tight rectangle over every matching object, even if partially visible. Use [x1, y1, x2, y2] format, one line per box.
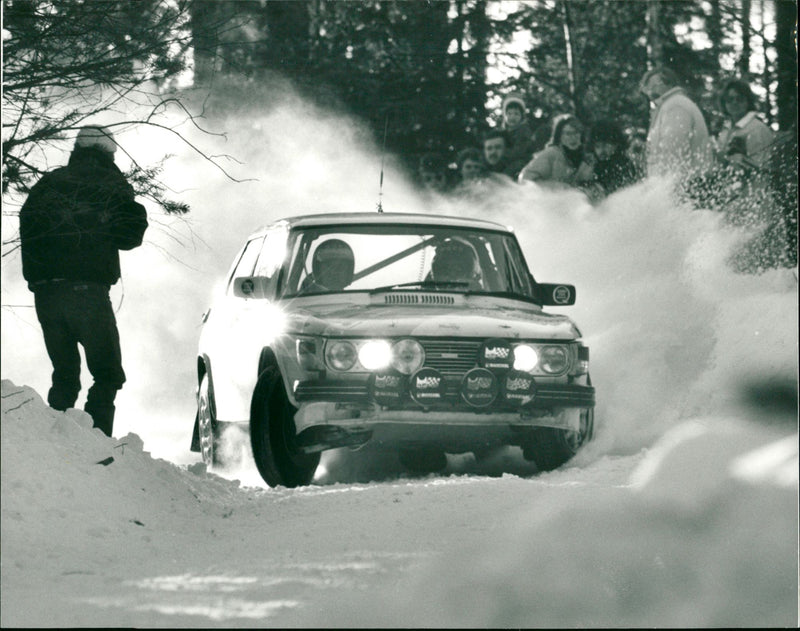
[311, 239, 355, 290]
[431, 238, 479, 284]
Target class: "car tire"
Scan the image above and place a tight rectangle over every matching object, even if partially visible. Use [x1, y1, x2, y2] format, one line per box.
[398, 447, 447, 474]
[523, 406, 594, 472]
[250, 367, 320, 488]
[198, 374, 223, 467]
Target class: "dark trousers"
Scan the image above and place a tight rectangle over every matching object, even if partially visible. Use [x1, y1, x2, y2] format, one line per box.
[33, 281, 126, 436]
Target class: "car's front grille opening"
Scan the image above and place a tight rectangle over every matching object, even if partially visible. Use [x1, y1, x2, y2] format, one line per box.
[420, 339, 481, 375]
[384, 294, 455, 305]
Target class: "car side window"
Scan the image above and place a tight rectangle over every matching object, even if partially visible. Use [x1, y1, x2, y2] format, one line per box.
[252, 229, 288, 298]
[227, 237, 264, 293]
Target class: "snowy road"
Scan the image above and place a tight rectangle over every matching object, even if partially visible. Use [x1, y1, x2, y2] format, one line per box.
[2, 381, 796, 627]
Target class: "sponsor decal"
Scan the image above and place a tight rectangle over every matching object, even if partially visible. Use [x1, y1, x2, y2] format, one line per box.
[460, 368, 499, 408]
[409, 367, 446, 405]
[416, 376, 441, 389]
[502, 369, 536, 405]
[480, 339, 513, 370]
[484, 347, 510, 360]
[552, 285, 572, 304]
[370, 371, 407, 406]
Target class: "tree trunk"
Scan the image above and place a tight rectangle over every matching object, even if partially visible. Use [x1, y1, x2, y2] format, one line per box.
[759, 0, 774, 125]
[561, 0, 581, 117]
[739, 0, 752, 76]
[190, 0, 221, 87]
[774, 0, 798, 131]
[646, 0, 663, 69]
[708, 0, 723, 67]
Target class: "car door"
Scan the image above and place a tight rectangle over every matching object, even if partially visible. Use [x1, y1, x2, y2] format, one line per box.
[199, 234, 267, 423]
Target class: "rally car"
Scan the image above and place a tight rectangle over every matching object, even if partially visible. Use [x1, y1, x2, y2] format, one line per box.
[191, 212, 595, 487]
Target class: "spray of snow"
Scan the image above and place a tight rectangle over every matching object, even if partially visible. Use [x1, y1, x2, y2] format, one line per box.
[1, 77, 797, 627]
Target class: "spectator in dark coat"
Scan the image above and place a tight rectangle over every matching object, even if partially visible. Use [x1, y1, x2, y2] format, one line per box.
[481, 129, 516, 181]
[587, 119, 639, 196]
[500, 92, 536, 179]
[19, 125, 149, 437]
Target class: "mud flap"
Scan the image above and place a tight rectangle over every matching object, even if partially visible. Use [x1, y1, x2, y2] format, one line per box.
[190, 412, 201, 452]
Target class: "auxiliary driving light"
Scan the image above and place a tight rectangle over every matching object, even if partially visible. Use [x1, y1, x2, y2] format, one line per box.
[513, 344, 538, 372]
[391, 339, 425, 374]
[325, 340, 357, 371]
[359, 339, 392, 371]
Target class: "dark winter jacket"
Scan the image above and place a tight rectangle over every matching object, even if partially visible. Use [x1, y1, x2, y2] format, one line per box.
[503, 121, 536, 179]
[593, 153, 638, 195]
[20, 147, 148, 288]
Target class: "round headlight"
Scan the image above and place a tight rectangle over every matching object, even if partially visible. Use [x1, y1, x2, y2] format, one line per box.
[391, 339, 425, 375]
[325, 340, 357, 371]
[513, 344, 539, 372]
[359, 339, 392, 371]
[540, 346, 569, 374]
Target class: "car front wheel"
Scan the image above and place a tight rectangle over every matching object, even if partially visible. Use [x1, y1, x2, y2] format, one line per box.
[250, 367, 320, 488]
[523, 406, 594, 472]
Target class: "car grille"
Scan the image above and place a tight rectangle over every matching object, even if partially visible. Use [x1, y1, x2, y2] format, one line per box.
[420, 339, 481, 376]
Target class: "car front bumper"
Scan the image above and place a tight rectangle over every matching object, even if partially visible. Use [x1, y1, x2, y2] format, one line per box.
[291, 377, 595, 452]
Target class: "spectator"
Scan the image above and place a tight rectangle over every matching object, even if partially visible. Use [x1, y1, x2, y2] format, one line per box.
[587, 119, 639, 196]
[418, 152, 450, 194]
[500, 92, 536, 178]
[519, 114, 595, 190]
[714, 78, 775, 172]
[481, 129, 516, 181]
[627, 128, 648, 180]
[639, 66, 713, 180]
[19, 125, 148, 437]
[455, 147, 487, 183]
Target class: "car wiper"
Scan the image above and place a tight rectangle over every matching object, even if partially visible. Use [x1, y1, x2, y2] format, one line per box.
[481, 290, 540, 303]
[368, 281, 436, 294]
[369, 280, 477, 294]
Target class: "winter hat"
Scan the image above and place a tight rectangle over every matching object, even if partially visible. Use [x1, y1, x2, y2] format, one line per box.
[502, 92, 527, 116]
[75, 125, 117, 154]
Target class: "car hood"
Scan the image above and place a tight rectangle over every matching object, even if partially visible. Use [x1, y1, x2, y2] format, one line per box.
[284, 297, 581, 340]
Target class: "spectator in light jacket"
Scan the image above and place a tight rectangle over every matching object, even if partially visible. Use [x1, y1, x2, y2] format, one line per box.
[519, 114, 595, 190]
[715, 78, 775, 172]
[640, 67, 712, 180]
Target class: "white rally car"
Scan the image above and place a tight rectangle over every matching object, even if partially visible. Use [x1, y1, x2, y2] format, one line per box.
[191, 212, 595, 487]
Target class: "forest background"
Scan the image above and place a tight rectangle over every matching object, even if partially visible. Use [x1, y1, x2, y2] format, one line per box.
[2, 0, 798, 217]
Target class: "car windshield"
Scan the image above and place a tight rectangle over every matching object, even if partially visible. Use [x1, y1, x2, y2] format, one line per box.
[279, 224, 536, 299]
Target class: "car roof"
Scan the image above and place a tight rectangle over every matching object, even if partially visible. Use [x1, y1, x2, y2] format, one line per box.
[249, 212, 513, 239]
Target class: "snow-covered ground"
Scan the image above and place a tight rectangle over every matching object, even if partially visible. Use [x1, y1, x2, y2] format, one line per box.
[2, 87, 798, 626]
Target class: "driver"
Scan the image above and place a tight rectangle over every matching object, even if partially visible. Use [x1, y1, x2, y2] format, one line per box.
[430, 238, 481, 287]
[303, 239, 355, 292]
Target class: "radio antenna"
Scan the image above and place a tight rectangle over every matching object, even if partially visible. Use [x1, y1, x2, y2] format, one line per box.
[377, 113, 389, 213]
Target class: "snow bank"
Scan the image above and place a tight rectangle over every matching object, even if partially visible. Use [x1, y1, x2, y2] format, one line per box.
[2, 378, 796, 627]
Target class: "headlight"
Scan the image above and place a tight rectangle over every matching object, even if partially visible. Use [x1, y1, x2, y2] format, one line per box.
[540, 345, 569, 374]
[391, 339, 425, 374]
[513, 344, 539, 372]
[325, 340, 357, 371]
[359, 339, 392, 371]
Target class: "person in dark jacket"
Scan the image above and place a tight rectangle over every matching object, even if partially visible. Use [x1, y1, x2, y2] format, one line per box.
[587, 119, 639, 197]
[19, 125, 148, 437]
[500, 92, 536, 179]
